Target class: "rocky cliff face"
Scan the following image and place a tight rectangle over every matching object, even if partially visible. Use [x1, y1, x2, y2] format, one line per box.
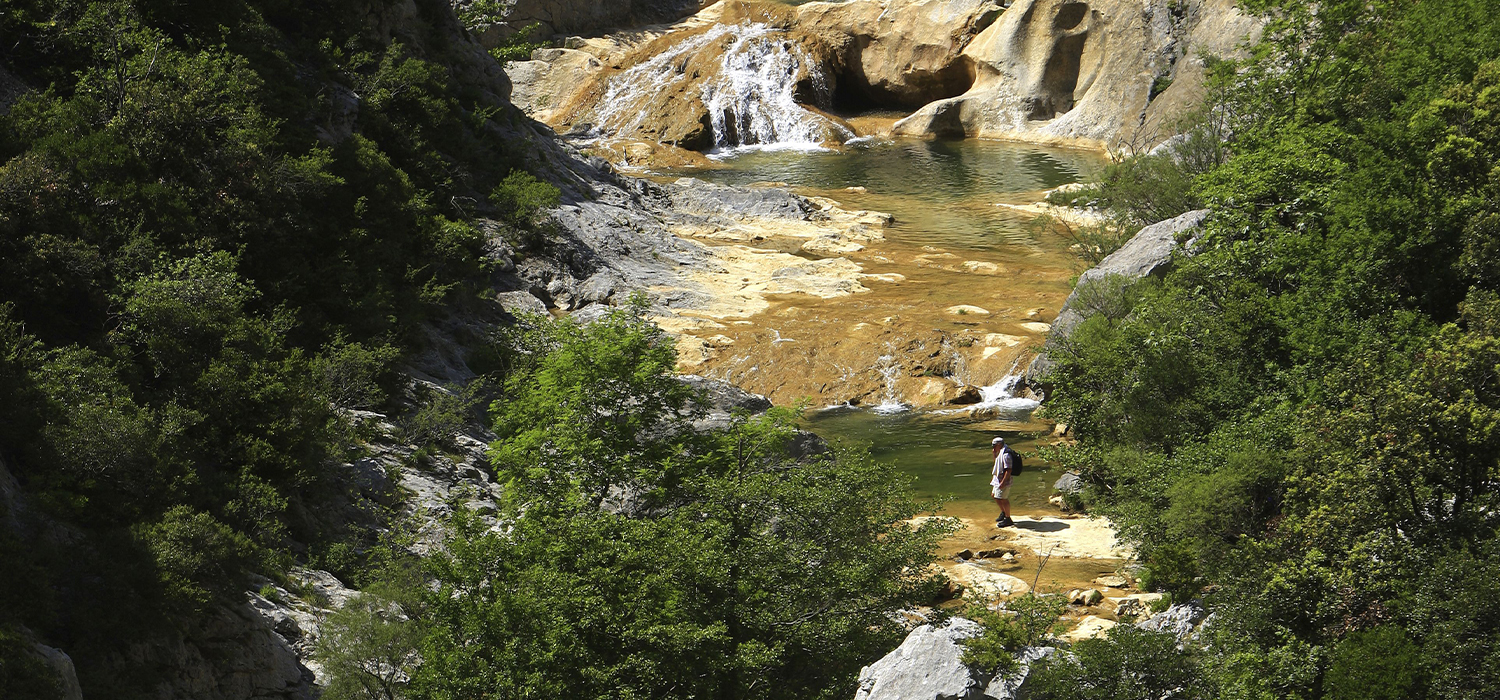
[797, 0, 1003, 109]
[509, 0, 1260, 155]
[891, 0, 1260, 148]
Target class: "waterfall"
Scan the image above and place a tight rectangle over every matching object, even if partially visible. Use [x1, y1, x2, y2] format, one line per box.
[700, 24, 849, 151]
[592, 23, 850, 152]
[872, 355, 909, 414]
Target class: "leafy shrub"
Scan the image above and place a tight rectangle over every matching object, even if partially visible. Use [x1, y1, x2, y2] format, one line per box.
[0, 626, 61, 700]
[1027, 625, 1208, 700]
[317, 594, 422, 700]
[1070, 274, 1152, 322]
[491, 171, 561, 225]
[135, 506, 258, 610]
[315, 338, 402, 411]
[1137, 541, 1202, 601]
[1323, 626, 1422, 700]
[961, 594, 1065, 677]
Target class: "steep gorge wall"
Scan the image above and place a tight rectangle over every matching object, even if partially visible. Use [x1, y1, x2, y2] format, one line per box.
[507, 0, 1259, 154]
[892, 0, 1260, 148]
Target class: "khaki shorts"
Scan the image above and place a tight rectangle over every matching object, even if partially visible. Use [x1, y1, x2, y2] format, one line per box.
[992, 483, 1011, 500]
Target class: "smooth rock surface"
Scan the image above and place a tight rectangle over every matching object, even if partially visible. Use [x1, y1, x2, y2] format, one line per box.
[893, 0, 1260, 149]
[797, 0, 1004, 107]
[854, 618, 988, 700]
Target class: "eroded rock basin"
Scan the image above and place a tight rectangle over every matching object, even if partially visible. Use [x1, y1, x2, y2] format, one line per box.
[654, 137, 1105, 407]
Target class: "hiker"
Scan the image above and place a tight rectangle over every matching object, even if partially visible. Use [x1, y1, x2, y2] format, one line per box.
[991, 436, 1015, 527]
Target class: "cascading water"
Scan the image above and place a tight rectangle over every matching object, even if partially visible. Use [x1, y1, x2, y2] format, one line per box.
[592, 23, 850, 152]
[701, 24, 848, 151]
[871, 355, 909, 415]
[593, 26, 729, 139]
[975, 374, 1039, 410]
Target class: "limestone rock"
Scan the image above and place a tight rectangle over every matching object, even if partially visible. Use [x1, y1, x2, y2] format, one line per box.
[1092, 574, 1128, 588]
[951, 563, 1032, 599]
[1053, 472, 1083, 494]
[946, 304, 992, 316]
[854, 618, 989, 700]
[32, 644, 83, 700]
[1113, 592, 1165, 618]
[669, 177, 811, 221]
[797, 0, 1004, 108]
[1024, 209, 1208, 393]
[1060, 615, 1117, 642]
[1136, 601, 1207, 642]
[1067, 588, 1103, 606]
[680, 373, 774, 432]
[494, 289, 550, 314]
[893, 0, 1260, 149]
[506, 48, 603, 118]
[982, 646, 1056, 700]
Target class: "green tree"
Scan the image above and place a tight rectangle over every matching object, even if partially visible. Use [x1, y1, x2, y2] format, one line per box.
[388, 308, 955, 700]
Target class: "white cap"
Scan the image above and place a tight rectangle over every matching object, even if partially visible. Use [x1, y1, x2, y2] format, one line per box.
[992, 437, 1005, 445]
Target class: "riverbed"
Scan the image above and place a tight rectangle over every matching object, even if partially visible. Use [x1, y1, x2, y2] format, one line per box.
[648, 137, 1133, 600]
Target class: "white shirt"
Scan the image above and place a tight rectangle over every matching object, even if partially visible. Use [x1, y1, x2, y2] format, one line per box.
[991, 448, 1013, 487]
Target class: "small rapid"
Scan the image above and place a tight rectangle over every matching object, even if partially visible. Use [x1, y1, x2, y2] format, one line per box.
[871, 355, 910, 415]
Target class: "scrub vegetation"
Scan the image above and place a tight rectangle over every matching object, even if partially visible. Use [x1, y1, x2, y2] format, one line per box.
[1036, 0, 1500, 697]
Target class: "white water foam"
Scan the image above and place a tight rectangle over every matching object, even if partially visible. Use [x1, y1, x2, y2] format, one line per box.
[972, 374, 1040, 413]
[871, 355, 909, 415]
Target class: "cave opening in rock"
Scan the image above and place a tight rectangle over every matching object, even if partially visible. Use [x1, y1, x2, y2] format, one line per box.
[1034, 3, 1089, 119]
[1054, 1, 1089, 31]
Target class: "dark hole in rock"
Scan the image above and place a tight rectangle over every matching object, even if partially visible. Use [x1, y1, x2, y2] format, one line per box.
[1054, 2, 1089, 30]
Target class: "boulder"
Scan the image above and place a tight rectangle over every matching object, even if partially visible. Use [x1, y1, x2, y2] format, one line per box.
[1092, 574, 1128, 588]
[1059, 615, 1116, 642]
[1052, 472, 1083, 494]
[1136, 601, 1207, 642]
[854, 618, 989, 700]
[32, 645, 83, 700]
[1113, 592, 1165, 618]
[1067, 588, 1103, 606]
[797, 0, 1004, 108]
[1024, 210, 1208, 393]
[494, 289, 551, 314]
[951, 564, 1032, 600]
[893, 0, 1261, 150]
[982, 646, 1056, 700]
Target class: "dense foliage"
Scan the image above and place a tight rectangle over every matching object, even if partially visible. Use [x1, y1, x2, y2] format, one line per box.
[0, 0, 556, 694]
[318, 308, 956, 700]
[1040, 0, 1500, 696]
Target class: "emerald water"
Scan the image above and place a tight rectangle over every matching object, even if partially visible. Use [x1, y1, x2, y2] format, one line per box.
[666, 137, 1106, 517]
[685, 138, 1104, 251]
[804, 408, 1061, 518]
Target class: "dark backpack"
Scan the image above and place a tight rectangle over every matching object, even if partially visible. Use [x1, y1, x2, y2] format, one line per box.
[1004, 446, 1024, 476]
